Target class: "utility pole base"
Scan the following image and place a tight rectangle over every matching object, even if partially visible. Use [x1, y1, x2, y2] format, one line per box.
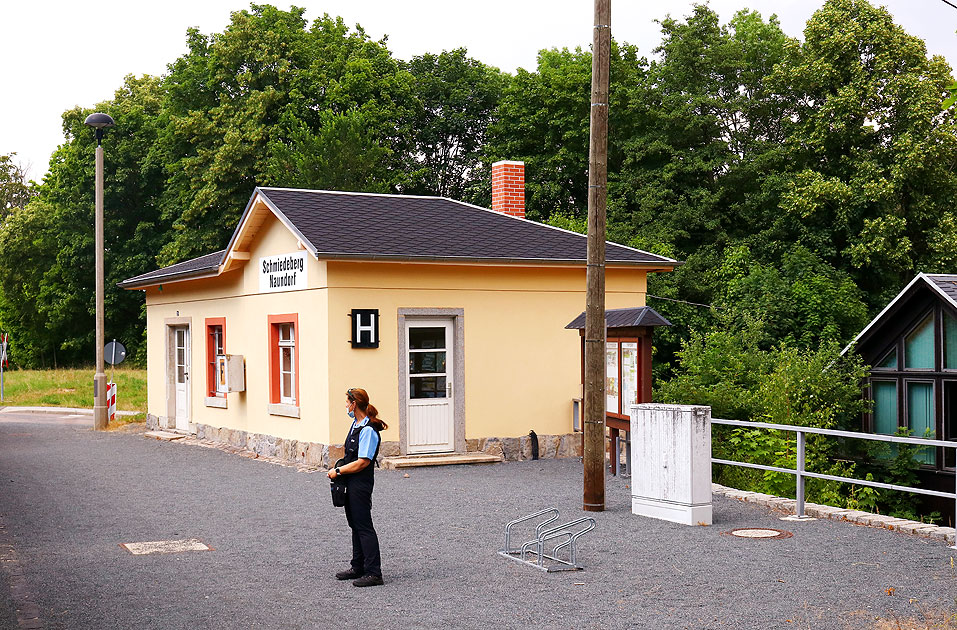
[93, 373, 108, 431]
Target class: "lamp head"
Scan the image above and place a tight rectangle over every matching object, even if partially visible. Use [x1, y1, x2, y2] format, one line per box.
[84, 113, 115, 129]
[84, 113, 114, 145]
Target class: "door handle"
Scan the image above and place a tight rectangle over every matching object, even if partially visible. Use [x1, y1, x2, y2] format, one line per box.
[446, 381, 452, 397]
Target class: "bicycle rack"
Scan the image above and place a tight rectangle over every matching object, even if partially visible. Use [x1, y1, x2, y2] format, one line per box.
[498, 508, 596, 572]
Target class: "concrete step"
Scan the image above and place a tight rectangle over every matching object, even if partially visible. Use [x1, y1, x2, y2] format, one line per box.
[144, 430, 187, 441]
[381, 452, 502, 469]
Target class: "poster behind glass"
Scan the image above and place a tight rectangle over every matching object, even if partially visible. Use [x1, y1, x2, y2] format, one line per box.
[216, 355, 228, 394]
[606, 342, 619, 414]
[621, 342, 638, 415]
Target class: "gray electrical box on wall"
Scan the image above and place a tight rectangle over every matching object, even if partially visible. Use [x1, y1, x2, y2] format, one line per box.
[227, 355, 246, 392]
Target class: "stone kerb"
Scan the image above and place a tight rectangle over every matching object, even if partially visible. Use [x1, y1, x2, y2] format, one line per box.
[712, 483, 956, 545]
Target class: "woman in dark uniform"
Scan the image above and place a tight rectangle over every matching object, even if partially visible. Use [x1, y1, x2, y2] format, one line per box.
[328, 387, 386, 587]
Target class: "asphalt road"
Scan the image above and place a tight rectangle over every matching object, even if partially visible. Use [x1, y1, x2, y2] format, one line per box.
[0, 411, 955, 630]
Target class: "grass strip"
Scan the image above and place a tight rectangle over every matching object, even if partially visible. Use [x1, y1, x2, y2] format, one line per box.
[0, 368, 147, 412]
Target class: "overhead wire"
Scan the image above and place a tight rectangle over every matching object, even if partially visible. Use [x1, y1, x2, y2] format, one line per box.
[646, 294, 722, 310]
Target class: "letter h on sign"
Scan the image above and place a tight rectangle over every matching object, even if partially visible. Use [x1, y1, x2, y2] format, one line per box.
[350, 309, 379, 348]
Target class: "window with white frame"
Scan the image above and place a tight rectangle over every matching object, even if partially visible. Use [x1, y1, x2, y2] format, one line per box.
[211, 325, 226, 394]
[205, 319, 226, 397]
[278, 323, 296, 404]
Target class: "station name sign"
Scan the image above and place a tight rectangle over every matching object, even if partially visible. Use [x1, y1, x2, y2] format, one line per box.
[259, 252, 308, 293]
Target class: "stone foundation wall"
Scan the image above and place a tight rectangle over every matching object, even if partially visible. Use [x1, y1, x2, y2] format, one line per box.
[466, 434, 582, 461]
[148, 415, 581, 467]
[146, 414, 167, 430]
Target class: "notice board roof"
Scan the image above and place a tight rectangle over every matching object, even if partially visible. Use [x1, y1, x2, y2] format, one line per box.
[564, 307, 672, 330]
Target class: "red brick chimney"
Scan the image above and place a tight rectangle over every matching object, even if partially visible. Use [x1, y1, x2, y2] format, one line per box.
[491, 160, 525, 219]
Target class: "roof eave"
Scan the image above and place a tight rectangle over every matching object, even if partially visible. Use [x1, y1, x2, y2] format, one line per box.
[840, 273, 938, 356]
[216, 188, 320, 276]
[316, 252, 679, 268]
[118, 267, 221, 290]
[254, 189, 319, 258]
[435, 195, 681, 265]
[920, 274, 957, 312]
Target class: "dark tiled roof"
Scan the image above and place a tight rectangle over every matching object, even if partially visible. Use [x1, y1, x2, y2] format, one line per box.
[565, 307, 672, 330]
[925, 274, 957, 304]
[119, 250, 224, 288]
[120, 187, 679, 288]
[257, 188, 677, 265]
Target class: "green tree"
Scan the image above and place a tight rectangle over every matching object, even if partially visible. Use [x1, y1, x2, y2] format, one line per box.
[616, 2, 957, 376]
[610, 7, 794, 257]
[403, 49, 507, 200]
[657, 318, 879, 511]
[714, 245, 869, 348]
[0, 200, 59, 365]
[768, 0, 957, 307]
[604, 7, 797, 373]
[486, 41, 645, 222]
[0, 75, 170, 366]
[265, 109, 393, 193]
[158, 5, 417, 264]
[0, 153, 34, 218]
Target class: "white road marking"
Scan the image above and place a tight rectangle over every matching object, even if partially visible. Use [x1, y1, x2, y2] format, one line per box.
[120, 539, 212, 555]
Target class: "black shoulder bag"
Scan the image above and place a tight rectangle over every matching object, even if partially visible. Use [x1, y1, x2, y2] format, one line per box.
[330, 457, 348, 507]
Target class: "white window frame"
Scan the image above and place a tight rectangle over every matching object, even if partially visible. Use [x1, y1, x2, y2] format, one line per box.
[211, 325, 226, 395]
[278, 323, 296, 405]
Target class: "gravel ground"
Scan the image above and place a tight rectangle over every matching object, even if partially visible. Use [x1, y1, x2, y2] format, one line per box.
[0, 413, 955, 630]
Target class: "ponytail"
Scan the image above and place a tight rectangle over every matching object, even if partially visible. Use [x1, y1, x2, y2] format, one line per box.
[365, 403, 388, 431]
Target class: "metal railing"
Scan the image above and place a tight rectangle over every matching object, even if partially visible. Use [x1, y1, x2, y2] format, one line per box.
[711, 418, 957, 519]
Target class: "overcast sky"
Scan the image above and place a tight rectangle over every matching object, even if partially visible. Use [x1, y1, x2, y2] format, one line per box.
[3, 0, 956, 181]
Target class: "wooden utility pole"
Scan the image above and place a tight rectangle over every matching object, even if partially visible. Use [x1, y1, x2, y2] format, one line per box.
[583, 0, 610, 512]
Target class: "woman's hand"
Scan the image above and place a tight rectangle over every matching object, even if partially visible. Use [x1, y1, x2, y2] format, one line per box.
[326, 459, 370, 479]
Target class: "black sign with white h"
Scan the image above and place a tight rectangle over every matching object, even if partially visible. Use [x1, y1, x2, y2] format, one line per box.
[350, 309, 379, 348]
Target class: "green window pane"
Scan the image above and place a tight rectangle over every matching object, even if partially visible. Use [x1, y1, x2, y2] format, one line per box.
[904, 315, 935, 369]
[946, 313, 957, 369]
[872, 381, 898, 435]
[906, 382, 936, 465]
[877, 349, 897, 369]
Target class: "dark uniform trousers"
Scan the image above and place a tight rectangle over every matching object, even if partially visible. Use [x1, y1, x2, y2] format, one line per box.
[342, 421, 382, 577]
[344, 480, 380, 577]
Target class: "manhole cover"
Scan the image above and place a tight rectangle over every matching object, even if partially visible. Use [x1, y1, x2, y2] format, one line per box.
[723, 528, 793, 540]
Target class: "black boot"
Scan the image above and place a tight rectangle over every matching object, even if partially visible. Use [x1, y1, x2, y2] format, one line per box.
[335, 568, 362, 580]
[352, 574, 384, 587]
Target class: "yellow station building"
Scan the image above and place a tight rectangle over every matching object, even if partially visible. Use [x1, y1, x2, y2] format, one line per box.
[120, 162, 677, 466]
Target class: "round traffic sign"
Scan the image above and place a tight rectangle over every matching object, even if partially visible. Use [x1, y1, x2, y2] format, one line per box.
[104, 341, 127, 365]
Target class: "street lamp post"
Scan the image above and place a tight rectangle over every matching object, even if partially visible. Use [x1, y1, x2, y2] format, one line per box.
[84, 113, 114, 431]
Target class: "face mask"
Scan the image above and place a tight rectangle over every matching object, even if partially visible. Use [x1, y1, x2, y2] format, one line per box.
[348, 410, 355, 419]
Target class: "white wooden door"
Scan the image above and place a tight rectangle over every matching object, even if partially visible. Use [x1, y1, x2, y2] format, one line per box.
[407, 320, 454, 453]
[173, 326, 190, 431]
